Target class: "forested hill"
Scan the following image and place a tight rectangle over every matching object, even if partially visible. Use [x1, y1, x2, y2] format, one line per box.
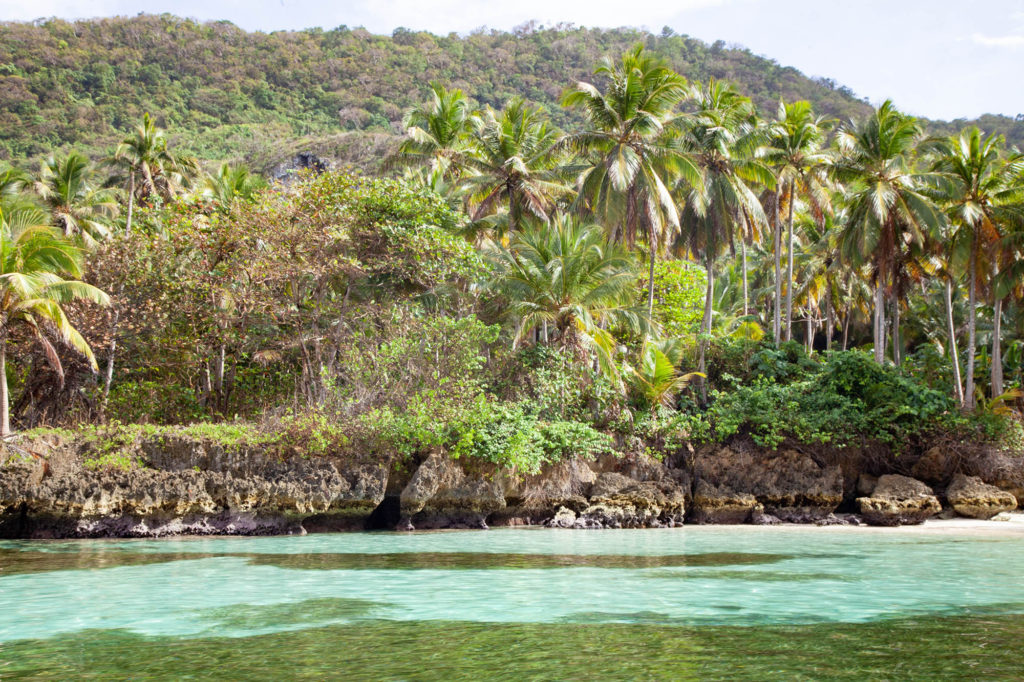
[1, 14, 1022, 169]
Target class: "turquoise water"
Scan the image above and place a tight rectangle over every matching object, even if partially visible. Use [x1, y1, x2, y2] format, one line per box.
[2, 527, 1024, 679]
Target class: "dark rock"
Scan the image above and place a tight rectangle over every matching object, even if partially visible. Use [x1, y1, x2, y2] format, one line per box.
[946, 474, 1018, 519]
[856, 474, 941, 526]
[910, 447, 952, 485]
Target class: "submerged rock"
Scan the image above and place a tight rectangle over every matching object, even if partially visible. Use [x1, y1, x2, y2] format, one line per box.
[856, 475, 941, 526]
[946, 474, 1018, 519]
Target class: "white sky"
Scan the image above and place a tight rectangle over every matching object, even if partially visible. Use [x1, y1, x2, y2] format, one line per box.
[2, 0, 1023, 120]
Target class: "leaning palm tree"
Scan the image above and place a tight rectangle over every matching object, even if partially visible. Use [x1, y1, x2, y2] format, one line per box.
[0, 220, 109, 436]
[762, 100, 833, 342]
[35, 151, 119, 247]
[461, 98, 567, 235]
[561, 44, 701, 318]
[105, 113, 197, 233]
[832, 100, 945, 364]
[485, 214, 652, 377]
[394, 82, 476, 178]
[929, 127, 1024, 406]
[202, 162, 267, 210]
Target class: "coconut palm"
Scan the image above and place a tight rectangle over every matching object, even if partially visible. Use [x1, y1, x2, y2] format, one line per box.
[762, 100, 833, 343]
[561, 44, 701, 318]
[105, 113, 197, 233]
[485, 214, 652, 377]
[395, 82, 476, 178]
[929, 127, 1024, 406]
[34, 152, 119, 247]
[627, 337, 702, 411]
[202, 162, 267, 210]
[461, 98, 567, 234]
[0, 220, 109, 436]
[832, 100, 945, 365]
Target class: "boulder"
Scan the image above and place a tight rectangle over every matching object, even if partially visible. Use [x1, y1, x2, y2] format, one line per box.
[946, 474, 1018, 519]
[910, 447, 953, 485]
[398, 451, 505, 530]
[692, 447, 843, 523]
[856, 475, 941, 526]
[574, 472, 686, 528]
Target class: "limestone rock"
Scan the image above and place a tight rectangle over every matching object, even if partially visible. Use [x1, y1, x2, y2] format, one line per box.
[856, 475, 941, 526]
[910, 447, 953, 485]
[946, 474, 1018, 519]
[398, 451, 505, 530]
[574, 472, 686, 528]
[691, 479, 759, 524]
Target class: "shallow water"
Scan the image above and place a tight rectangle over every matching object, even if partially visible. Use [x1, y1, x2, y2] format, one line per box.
[1, 527, 1023, 679]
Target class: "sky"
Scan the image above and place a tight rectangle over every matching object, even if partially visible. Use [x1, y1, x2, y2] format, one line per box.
[2, 0, 1023, 121]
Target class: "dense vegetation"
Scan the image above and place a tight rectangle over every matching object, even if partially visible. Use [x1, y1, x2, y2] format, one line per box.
[1, 38, 1022, 473]
[2, 14, 1023, 170]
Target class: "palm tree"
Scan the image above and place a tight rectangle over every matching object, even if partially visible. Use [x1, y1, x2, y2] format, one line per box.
[0, 220, 109, 436]
[561, 44, 701, 318]
[833, 100, 945, 365]
[105, 113, 196, 233]
[762, 100, 833, 343]
[676, 79, 773, 386]
[485, 214, 652, 376]
[461, 98, 567, 234]
[34, 152, 119, 247]
[627, 337, 702, 411]
[202, 162, 267, 210]
[930, 127, 1024, 406]
[395, 82, 476, 178]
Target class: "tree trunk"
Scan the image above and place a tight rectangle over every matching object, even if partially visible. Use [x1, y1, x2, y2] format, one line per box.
[825, 290, 834, 352]
[126, 173, 135, 235]
[698, 252, 715, 402]
[806, 314, 813, 353]
[0, 335, 9, 438]
[741, 236, 749, 318]
[873, 282, 885, 363]
[773, 192, 782, 343]
[101, 308, 120, 411]
[944, 278, 964, 406]
[992, 295, 1004, 398]
[891, 297, 901, 367]
[842, 308, 851, 351]
[646, 230, 657, 320]
[784, 179, 796, 342]
[965, 245, 978, 409]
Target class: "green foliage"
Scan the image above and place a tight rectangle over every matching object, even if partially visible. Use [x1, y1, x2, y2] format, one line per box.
[643, 260, 706, 337]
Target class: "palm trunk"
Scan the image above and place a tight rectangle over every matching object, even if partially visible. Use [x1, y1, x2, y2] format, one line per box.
[891, 297, 901, 366]
[944, 278, 964, 406]
[965, 245, 978, 409]
[825, 290, 833, 352]
[992, 295, 1003, 398]
[806, 314, 813, 353]
[741, 237, 748, 318]
[773, 193, 782, 343]
[646, 231, 657, 320]
[842, 308, 851, 351]
[784, 180, 796, 342]
[698, 252, 715, 403]
[101, 308, 120, 410]
[126, 173, 135, 235]
[0, 334, 9, 438]
[873, 282, 885, 363]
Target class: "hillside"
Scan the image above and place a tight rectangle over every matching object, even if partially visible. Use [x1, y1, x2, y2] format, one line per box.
[1, 14, 1022, 171]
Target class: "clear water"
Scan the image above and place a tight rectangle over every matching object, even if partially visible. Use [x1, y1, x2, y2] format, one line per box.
[2, 527, 1024, 679]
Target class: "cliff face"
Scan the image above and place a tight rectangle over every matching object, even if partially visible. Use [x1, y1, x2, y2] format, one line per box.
[1, 434, 1021, 538]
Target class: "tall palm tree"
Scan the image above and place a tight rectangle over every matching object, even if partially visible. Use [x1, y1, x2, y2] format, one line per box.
[461, 98, 566, 234]
[561, 44, 701, 318]
[105, 113, 196, 233]
[762, 100, 833, 343]
[930, 127, 1024, 406]
[0, 221, 109, 436]
[202, 162, 267, 210]
[485, 214, 651, 376]
[34, 152, 119, 247]
[395, 82, 476, 178]
[676, 79, 773, 385]
[833, 100, 945, 365]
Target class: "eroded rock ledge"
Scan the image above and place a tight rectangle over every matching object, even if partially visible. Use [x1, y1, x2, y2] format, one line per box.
[1, 434, 1021, 538]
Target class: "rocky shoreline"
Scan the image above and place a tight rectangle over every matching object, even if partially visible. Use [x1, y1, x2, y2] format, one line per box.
[1, 433, 1021, 539]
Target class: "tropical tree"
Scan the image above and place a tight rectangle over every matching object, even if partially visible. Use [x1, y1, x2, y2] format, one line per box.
[0, 221, 109, 436]
[461, 98, 566, 234]
[561, 44, 700, 318]
[396, 82, 476, 178]
[105, 113, 197, 233]
[762, 100, 833, 342]
[627, 337, 702, 411]
[833, 100, 945, 365]
[202, 162, 268, 210]
[34, 152, 119, 247]
[930, 127, 1024, 406]
[485, 214, 652, 376]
